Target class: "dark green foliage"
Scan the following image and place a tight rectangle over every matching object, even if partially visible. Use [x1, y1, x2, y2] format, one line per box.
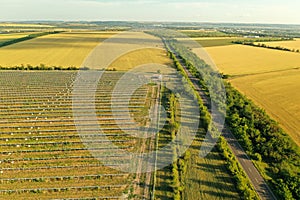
[0, 64, 82, 71]
[232, 39, 299, 53]
[166, 89, 190, 200]
[167, 40, 227, 116]
[0, 31, 62, 47]
[225, 82, 300, 199]
[169, 51, 211, 132]
[150, 30, 300, 199]
[217, 137, 259, 200]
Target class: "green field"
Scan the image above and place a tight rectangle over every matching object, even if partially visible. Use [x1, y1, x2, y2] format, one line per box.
[179, 30, 232, 38]
[155, 137, 240, 200]
[195, 38, 237, 47]
[153, 69, 240, 200]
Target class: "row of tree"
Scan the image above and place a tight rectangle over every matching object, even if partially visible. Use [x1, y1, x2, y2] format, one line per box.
[167, 39, 227, 117]
[217, 136, 259, 199]
[170, 92, 191, 200]
[0, 31, 62, 48]
[169, 93, 184, 200]
[160, 86, 189, 200]
[232, 40, 300, 53]
[156, 31, 300, 199]
[168, 48, 259, 199]
[179, 45, 300, 199]
[168, 51, 211, 131]
[180, 50, 299, 199]
[225, 83, 300, 199]
[0, 64, 89, 71]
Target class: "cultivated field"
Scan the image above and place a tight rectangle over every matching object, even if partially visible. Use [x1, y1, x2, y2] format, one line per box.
[0, 71, 154, 199]
[179, 30, 230, 38]
[191, 37, 240, 47]
[187, 37, 237, 40]
[108, 48, 172, 71]
[254, 38, 300, 51]
[182, 36, 289, 48]
[201, 44, 300, 75]
[0, 30, 240, 199]
[151, 66, 239, 200]
[0, 31, 117, 68]
[183, 145, 240, 200]
[230, 69, 300, 145]
[193, 44, 300, 146]
[154, 97, 240, 200]
[0, 32, 39, 43]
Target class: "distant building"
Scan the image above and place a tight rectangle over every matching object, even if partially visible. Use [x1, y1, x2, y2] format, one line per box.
[243, 35, 260, 38]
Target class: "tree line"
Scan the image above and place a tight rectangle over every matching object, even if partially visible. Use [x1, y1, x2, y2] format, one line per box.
[0, 64, 81, 71]
[225, 83, 300, 199]
[179, 45, 299, 199]
[232, 40, 300, 53]
[154, 87, 191, 200]
[168, 48, 259, 199]
[217, 136, 259, 199]
[169, 92, 189, 200]
[171, 39, 300, 199]
[0, 31, 62, 48]
[149, 30, 300, 199]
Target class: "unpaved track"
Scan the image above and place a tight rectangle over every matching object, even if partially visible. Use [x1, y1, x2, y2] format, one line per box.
[133, 86, 159, 199]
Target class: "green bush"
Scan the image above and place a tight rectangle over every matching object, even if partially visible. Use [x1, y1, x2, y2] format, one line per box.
[218, 137, 259, 200]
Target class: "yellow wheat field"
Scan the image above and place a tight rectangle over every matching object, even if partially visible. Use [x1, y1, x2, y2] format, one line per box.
[0, 32, 117, 67]
[254, 39, 300, 51]
[0, 31, 171, 71]
[201, 44, 300, 75]
[108, 48, 172, 71]
[230, 69, 300, 146]
[194, 44, 300, 145]
[81, 31, 171, 70]
[0, 32, 39, 42]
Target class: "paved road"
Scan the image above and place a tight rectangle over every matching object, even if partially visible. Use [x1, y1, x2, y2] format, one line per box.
[164, 39, 277, 200]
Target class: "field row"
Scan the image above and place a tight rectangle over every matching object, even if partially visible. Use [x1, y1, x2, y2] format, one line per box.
[0, 71, 154, 199]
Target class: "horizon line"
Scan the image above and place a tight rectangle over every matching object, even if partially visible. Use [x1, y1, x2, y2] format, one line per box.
[1, 20, 300, 26]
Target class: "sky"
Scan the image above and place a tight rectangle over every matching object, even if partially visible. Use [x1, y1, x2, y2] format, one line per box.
[0, 0, 300, 24]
